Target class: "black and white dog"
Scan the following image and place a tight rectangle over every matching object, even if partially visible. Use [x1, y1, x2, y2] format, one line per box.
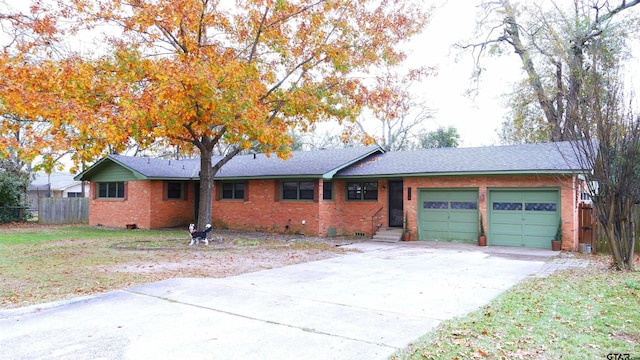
[189, 223, 212, 246]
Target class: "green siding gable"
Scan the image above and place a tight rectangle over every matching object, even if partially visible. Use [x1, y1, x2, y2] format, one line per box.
[89, 161, 142, 182]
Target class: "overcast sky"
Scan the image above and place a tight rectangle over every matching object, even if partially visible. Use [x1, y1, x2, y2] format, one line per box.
[401, 0, 523, 147]
[404, 0, 640, 148]
[340, 0, 526, 148]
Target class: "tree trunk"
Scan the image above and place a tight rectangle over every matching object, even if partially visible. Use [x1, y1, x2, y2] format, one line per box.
[197, 148, 214, 230]
[628, 207, 637, 270]
[503, 1, 559, 136]
[565, 42, 584, 141]
[553, 61, 564, 141]
[195, 139, 243, 229]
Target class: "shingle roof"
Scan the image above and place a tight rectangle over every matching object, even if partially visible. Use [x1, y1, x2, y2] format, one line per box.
[214, 146, 382, 179]
[336, 141, 586, 177]
[77, 142, 589, 181]
[108, 155, 201, 179]
[77, 146, 383, 181]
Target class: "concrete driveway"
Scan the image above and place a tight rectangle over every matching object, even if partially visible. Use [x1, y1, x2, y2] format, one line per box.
[0, 242, 556, 360]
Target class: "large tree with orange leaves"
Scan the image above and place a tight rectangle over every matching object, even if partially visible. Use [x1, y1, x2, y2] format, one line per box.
[0, 0, 431, 227]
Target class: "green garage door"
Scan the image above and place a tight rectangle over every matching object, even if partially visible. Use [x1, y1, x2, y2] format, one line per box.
[418, 189, 478, 243]
[489, 190, 559, 249]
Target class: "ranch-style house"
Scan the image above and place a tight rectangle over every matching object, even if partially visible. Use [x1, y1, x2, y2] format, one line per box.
[75, 141, 590, 251]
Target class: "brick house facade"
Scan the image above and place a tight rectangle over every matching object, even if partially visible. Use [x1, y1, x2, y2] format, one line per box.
[89, 180, 195, 229]
[76, 142, 588, 251]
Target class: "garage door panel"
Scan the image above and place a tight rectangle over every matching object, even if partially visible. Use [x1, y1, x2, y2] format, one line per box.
[523, 235, 553, 248]
[523, 223, 555, 234]
[449, 212, 476, 222]
[523, 215, 556, 225]
[490, 190, 558, 249]
[449, 231, 475, 241]
[450, 221, 477, 232]
[419, 190, 478, 243]
[423, 221, 449, 232]
[524, 192, 557, 202]
[421, 211, 448, 221]
[491, 234, 519, 246]
[423, 230, 450, 241]
[492, 211, 522, 219]
[450, 226, 477, 237]
[492, 191, 523, 202]
[495, 223, 524, 235]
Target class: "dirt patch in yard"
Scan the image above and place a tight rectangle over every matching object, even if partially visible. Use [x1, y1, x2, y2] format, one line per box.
[0, 226, 363, 309]
[102, 232, 360, 276]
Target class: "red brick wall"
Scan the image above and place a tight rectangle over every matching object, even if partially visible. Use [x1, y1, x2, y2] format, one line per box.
[212, 179, 321, 234]
[149, 181, 194, 229]
[212, 179, 388, 237]
[89, 180, 194, 229]
[320, 179, 388, 237]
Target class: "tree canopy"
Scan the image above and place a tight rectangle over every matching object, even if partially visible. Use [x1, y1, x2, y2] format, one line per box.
[415, 126, 460, 149]
[462, 0, 640, 143]
[0, 159, 31, 222]
[0, 0, 431, 227]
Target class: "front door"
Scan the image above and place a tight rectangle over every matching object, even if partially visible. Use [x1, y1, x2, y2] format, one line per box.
[388, 180, 404, 227]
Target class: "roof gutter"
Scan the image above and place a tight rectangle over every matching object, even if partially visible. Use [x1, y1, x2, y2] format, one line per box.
[334, 169, 587, 179]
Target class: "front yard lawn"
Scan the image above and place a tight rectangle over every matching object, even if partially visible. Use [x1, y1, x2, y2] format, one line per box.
[0, 224, 354, 309]
[392, 258, 640, 359]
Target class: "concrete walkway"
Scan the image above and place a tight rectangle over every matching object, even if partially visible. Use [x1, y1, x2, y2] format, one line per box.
[0, 242, 586, 360]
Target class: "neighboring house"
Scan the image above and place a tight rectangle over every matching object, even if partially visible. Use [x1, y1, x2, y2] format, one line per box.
[27, 172, 90, 212]
[75, 142, 590, 251]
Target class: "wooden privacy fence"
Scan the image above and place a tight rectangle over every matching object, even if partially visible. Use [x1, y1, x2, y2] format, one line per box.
[581, 203, 640, 254]
[38, 197, 89, 225]
[578, 203, 595, 248]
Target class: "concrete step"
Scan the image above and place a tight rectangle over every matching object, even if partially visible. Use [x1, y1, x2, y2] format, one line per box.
[371, 228, 403, 243]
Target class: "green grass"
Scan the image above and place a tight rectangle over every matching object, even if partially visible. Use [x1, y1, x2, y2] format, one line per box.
[0, 226, 185, 246]
[0, 226, 188, 307]
[392, 264, 640, 359]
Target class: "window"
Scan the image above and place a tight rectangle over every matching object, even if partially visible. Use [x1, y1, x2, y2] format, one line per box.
[363, 182, 378, 200]
[282, 181, 315, 200]
[222, 182, 245, 200]
[423, 201, 448, 209]
[425, 201, 477, 210]
[347, 183, 361, 200]
[347, 181, 378, 201]
[98, 182, 125, 199]
[323, 181, 333, 200]
[166, 182, 184, 200]
[493, 202, 523, 211]
[67, 192, 82, 198]
[525, 202, 557, 211]
[299, 181, 314, 200]
[451, 201, 478, 210]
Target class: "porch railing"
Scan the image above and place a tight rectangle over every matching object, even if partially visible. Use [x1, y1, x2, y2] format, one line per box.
[371, 206, 384, 238]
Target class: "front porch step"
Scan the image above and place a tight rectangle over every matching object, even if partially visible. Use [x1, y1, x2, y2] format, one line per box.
[371, 228, 404, 243]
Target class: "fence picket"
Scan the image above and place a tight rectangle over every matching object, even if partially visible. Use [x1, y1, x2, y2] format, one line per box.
[38, 198, 89, 224]
[590, 204, 640, 254]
